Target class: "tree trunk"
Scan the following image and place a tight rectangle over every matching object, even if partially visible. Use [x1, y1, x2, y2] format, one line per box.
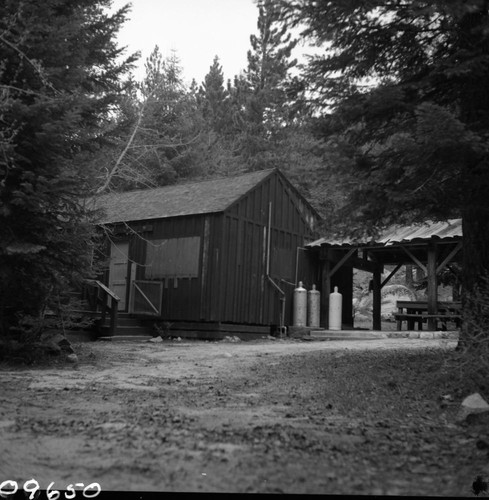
[458, 206, 489, 349]
[456, 4, 489, 350]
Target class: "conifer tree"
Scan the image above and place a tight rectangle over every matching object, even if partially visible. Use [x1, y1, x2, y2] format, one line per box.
[232, 0, 298, 170]
[0, 0, 136, 336]
[111, 46, 205, 188]
[193, 56, 246, 177]
[199, 56, 231, 135]
[246, 0, 297, 125]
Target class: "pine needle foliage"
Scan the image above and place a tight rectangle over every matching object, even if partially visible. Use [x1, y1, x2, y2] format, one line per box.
[0, 0, 136, 337]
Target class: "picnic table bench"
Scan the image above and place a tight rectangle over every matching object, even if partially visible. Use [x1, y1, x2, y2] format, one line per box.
[395, 300, 461, 331]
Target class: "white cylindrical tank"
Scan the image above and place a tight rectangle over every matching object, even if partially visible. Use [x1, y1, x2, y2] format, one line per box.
[328, 286, 342, 331]
[307, 284, 320, 328]
[293, 281, 307, 327]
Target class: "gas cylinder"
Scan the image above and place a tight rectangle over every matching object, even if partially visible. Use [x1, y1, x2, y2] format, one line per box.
[328, 286, 342, 330]
[307, 284, 320, 328]
[293, 281, 307, 327]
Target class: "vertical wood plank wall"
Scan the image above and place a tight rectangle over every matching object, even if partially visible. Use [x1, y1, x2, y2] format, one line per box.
[217, 171, 317, 326]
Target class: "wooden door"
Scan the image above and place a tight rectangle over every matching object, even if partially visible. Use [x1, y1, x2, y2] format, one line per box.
[109, 241, 129, 310]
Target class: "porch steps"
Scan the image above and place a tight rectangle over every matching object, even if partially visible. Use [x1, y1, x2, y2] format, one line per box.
[97, 335, 154, 342]
[62, 309, 101, 317]
[98, 313, 155, 339]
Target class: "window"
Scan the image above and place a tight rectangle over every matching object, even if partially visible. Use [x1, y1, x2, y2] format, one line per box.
[146, 237, 200, 278]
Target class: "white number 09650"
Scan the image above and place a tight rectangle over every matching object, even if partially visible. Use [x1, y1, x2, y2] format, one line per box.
[0, 479, 101, 499]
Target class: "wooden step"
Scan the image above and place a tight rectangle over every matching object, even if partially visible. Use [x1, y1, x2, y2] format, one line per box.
[63, 309, 101, 316]
[117, 325, 154, 334]
[97, 335, 154, 342]
[98, 322, 155, 337]
[115, 317, 147, 327]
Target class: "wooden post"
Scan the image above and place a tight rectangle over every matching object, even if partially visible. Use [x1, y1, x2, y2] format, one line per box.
[100, 289, 107, 326]
[405, 264, 413, 288]
[372, 265, 382, 331]
[320, 256, 331, 328]
[396, 303, 403, 331]
[109, 296, 118, 335]
[427, 242, 438, 331]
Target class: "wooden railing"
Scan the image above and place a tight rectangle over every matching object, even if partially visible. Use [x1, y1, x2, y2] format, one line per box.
[84, 279, 120, 335]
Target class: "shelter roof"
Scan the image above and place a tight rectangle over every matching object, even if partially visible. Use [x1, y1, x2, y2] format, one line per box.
[91, 169, 275, 224]
[308, 219, 462, 248]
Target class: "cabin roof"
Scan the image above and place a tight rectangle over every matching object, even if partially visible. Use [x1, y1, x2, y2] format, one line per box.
[92, 169, 275, 224]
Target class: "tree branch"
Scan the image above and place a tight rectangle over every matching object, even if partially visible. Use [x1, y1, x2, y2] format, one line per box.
[0, 34, 60, 95]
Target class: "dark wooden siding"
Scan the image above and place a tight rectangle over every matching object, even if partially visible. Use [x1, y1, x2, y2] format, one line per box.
[218, 170, 318, 326]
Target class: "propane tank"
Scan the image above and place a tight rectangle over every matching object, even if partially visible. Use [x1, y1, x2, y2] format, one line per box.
[293, 281, 307, 327]
[328, 286, 342, 331]
[307, 284, 320, 328]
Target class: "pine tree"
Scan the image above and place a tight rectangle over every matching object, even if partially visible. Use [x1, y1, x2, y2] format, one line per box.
[246, 0, 297, 125]
[0, 0, 136, 336]
[233, 0, 298, 170]
[199, 56, 231, 135]
[191, 57, 246, 177]
[109, 46, 206, 188]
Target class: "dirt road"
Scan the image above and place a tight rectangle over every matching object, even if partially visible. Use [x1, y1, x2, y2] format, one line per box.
[1, 336, 485, 495]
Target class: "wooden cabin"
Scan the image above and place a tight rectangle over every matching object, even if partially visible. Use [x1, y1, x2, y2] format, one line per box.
[93, 169, 319, 335]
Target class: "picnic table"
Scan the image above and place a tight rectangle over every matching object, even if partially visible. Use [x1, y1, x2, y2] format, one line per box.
[395, 300, 462, 331]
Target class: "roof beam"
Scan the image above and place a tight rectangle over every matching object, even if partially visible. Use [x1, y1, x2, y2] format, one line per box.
[400, 245, 427, 274]
[329, 248, 357, 277]
[436, 241, 462, 274]
[381, 263, 403, 288]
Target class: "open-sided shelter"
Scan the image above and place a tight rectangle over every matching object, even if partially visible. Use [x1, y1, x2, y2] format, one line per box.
[93, 168, 319, 334]
[306, 219, 463, 330]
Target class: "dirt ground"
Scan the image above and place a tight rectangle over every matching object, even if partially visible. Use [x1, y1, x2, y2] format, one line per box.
[0, 336, 487, 495]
